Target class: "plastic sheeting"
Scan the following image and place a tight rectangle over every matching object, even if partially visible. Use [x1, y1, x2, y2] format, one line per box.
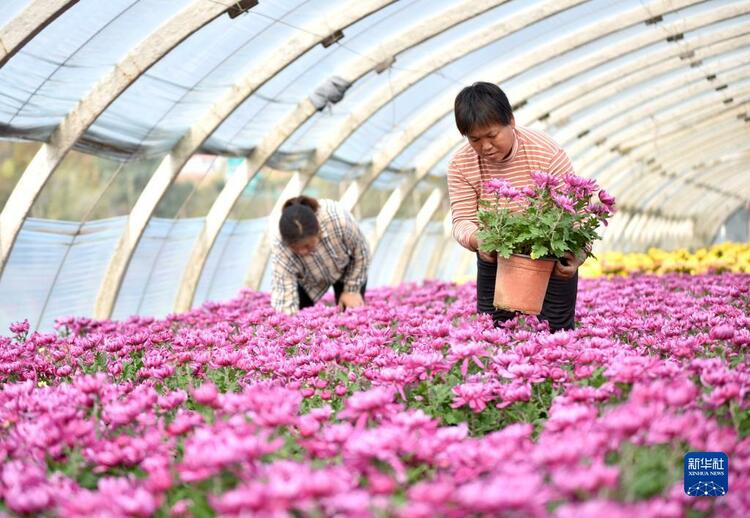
[1, 0, 746, 188]
[0, 217, 126, 331]
[368, 218, 412, 287]
[0, 0, 30, 29]
[111, 217, 203, 320]
[194, 217, 268, 305]
[404, 221, 442, 283]
[0, 0, 193, 152]
[1, 0, 747, 170]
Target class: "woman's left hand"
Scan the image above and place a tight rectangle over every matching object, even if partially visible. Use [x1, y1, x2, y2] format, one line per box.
[553, 251, 581, 279]
[339, 292, 364, 310]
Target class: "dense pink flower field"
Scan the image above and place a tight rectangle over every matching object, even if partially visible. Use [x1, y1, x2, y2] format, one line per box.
[1, 273, 749, 517]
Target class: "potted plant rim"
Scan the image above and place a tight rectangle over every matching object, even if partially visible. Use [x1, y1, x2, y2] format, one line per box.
[476, 171, 616, 314]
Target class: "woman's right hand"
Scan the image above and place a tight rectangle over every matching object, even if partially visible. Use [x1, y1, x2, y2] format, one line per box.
[471, 233, 497, 263]
[478, 250, 497, 263]
[339, 292, 364, 311]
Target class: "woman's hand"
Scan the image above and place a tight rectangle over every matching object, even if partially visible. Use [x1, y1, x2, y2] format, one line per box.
[471, 233, 497, 263]
[478, 250, 498, 263]
[553, 251, 582, 279]
[339, 292, 364, 310]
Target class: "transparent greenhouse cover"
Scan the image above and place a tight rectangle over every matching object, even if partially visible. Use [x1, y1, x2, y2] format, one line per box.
[1, 1, 738, 168]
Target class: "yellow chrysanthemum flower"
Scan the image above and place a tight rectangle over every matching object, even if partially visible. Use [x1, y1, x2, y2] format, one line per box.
[580, 242, 750, 278]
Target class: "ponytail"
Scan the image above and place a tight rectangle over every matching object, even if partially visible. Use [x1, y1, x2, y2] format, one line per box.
[279, 195, 320, 244]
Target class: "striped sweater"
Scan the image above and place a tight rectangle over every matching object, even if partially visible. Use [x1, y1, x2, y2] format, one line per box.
[447, 125, 574, 251]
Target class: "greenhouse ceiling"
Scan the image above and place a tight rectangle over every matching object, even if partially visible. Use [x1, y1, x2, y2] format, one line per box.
[0, 0, 749, 330]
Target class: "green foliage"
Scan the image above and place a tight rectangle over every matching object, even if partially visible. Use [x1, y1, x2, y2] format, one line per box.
[729, 352, 746, 369]
[710, 400, 750, 439]
[405, 374, 557, 438]
[206, 366, 242, 393]
[731, 402, 750, 439]
[577, 366, 607, 388]
[120, 350, 144, 381]
[612, 442, 685, 501]
[164, 483, 216, 518]
[47, 449, 147, 491]
[476, 174, 614, 259]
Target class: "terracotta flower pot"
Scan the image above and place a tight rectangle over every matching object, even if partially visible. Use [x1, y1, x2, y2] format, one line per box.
[494, 254, 556, 315]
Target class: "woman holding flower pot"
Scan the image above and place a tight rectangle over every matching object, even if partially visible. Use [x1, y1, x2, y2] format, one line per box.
[447, 82, 614, 331]
[271, 196, 370, 315]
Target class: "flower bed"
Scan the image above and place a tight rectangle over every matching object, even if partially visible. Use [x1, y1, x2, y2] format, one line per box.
[580, 242, 750, 277]
[1, 274, 749, 517]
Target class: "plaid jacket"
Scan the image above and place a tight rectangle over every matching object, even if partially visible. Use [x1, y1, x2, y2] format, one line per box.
[271, 199, 370, 314]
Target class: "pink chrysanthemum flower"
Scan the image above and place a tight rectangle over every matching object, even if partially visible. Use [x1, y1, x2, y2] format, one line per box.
[484, 178, 522, 200]
[530, 170, 561, 189]
[551, 191, 576, 214]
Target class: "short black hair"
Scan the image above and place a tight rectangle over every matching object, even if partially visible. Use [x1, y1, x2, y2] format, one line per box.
[454, 82, 513, 135]
[279, 195, 320, 244]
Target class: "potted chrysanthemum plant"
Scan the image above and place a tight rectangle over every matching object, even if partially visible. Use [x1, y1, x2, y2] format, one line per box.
[476, 171, 615, 314]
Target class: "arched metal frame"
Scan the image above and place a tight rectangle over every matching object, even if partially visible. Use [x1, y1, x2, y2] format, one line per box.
[599, 156, 748, 244]
[335, 0, 588, 209]
[510, 15, 750, 252]
[667, 163, 750, 237]
[648, 150, 750, 196]
[390, 187, 444, 285]
[524, 31, 747, 223]
[601, 100, 749, 159]
[340, 0, 706, 195]
[621, 213, 646, 250]
[589, 106, 750, 196]
[354, 1, 743, 276]
[571, 85, 750, 172]
[0, 0, 232, 276]
[366, 136, 455, 251]
[394, 2, 750, 165]
[558, 56, 750, 152]
[593, 107, 750, 211]
[349, 0, 745, 218]
[312, 0, 721, 281]
[649, 151, 750, 220]
[424, 213, 454, 280]
[704, 195, 750, 240]
[608, 209, 692, 249]
[618, 134, 750, 213]
[0, 0, 79, 68]
[517, 25, 750, 131]
[406, 35, 741, 253]
[93, 0, 395, 318]
[600, 213, 630, 250]
[604, 212, 633, 250]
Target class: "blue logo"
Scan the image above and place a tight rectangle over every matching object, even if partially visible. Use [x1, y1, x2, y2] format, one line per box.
[684, 452, 728, 496]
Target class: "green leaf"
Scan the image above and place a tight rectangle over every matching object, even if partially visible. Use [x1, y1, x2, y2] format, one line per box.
[530, 244, 549, 259]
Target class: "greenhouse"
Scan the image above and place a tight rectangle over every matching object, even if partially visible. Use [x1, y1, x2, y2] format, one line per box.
[0, 0, 748, 516]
